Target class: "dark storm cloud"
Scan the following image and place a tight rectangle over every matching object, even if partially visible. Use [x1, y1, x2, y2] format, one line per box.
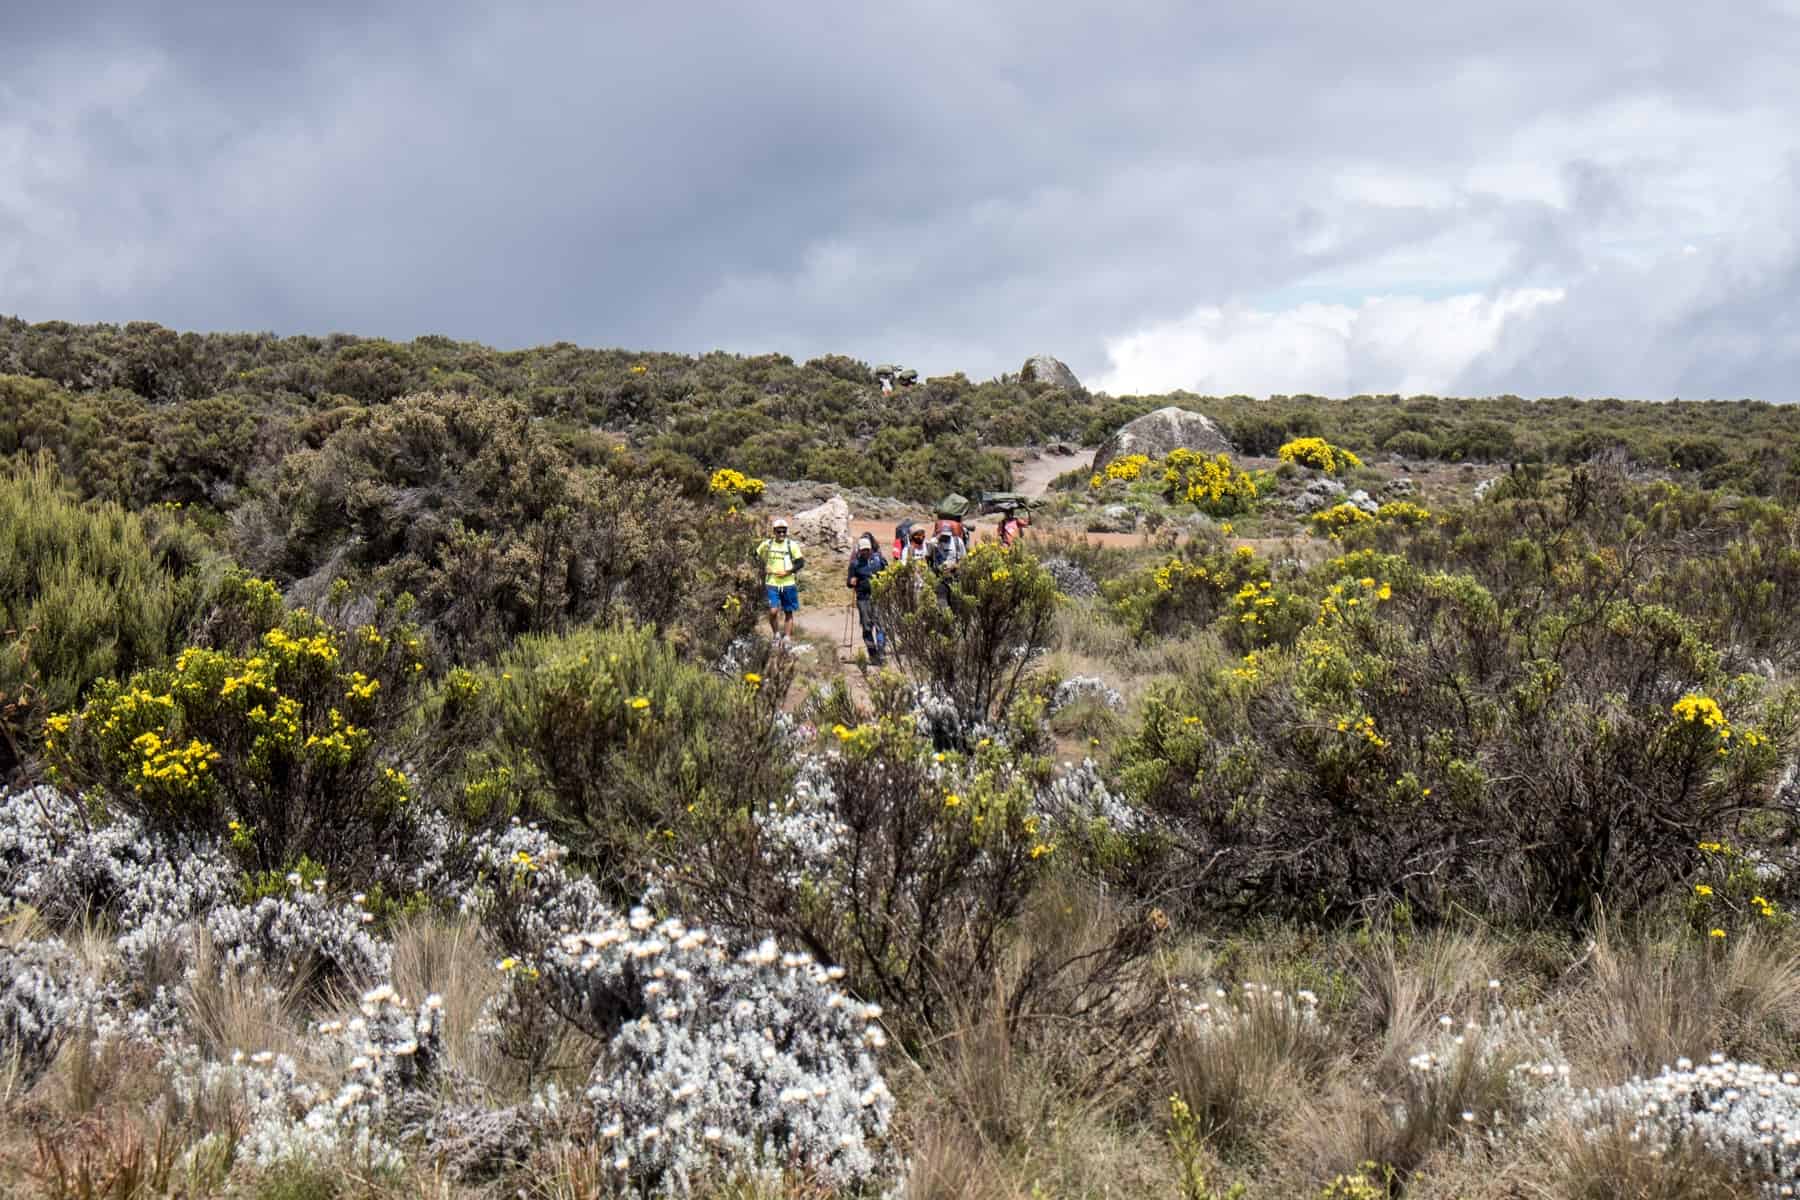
[6, 1, 1800, 395]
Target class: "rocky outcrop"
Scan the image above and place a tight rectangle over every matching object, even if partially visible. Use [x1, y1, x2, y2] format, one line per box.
[1092, 406, 1233, 473]
[1087, 504, 1138, 534]
[1288, 477, 1346, 514]
[791, 495, 852, 555]
[1021, 354, 1085, 395]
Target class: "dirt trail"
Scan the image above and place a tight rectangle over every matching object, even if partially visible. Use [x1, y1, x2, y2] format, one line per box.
[1009, 449, 1087, 498]
[771, 446, 1149, 702]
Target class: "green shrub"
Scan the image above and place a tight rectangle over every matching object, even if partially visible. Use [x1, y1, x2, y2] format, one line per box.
[0, 455, 204, 771]
[666, 697, 1102, 1037]
[1116, 541, 1799, 926]
[421, 622, 793, 895]
[870, 543, 1059, 736]
[1380, 429, 1439, 459]
[45, 573, 431, 877]
[238, 391, 761, 663]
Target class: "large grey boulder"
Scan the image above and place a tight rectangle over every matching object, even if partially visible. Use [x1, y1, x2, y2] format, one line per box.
[1288, 477, 1347, 514]
[792, 495, 852, 555]
[1092, 406, 1234, 473]
[1021, 354, 1085, 395]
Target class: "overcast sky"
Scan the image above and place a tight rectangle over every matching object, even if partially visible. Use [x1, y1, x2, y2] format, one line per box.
[6, 1, 1800, 399]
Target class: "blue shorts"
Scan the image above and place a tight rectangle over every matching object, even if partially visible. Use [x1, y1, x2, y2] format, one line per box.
[765, 584, 799, 613]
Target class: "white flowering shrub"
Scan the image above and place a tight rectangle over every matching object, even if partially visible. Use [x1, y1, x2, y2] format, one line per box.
[541, 910, 897, 1197]
[1563, 1055, 1800, 1194]
[1039, 556, 1099, 600]
[451, 820, 611, 955]
[166, 984, 445, 1172]
[749, 754, 847, 890]
[1047, 675, 1123, 716]
[0, 942, 79, 1095]
[0, 786, 232, 927]
[1042, 757, 1145, 834]
[198, 889, 390, 988]
[1399, 994, 1571, 1141]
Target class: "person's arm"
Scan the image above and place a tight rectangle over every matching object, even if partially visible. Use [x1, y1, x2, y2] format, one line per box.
[791, 542, 805, 572]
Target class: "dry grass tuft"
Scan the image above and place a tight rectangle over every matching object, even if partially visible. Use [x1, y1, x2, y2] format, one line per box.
[388, 916, 506, 1088]
[1346, 925, 1507, 1082]
[1505, 1117, 1761, 1200]
[1569, 918, 1800, 1080]
[181, 932, 312, 1064]
[897, 879, 1174, 1199]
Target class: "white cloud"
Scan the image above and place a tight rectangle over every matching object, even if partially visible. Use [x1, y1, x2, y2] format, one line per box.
[1094, 289, 1565, 397]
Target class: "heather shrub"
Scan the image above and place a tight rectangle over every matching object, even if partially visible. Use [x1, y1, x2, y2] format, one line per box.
[1381, 429, 1439, 459]
[1116, 545, 1798, 924]
[870, 543, 1059, 737]
[44, 573, 432, 878]
[663, 700, 1160, 1040]
[238, 391, 761, 663]
[421, 622, 792, 895]
[0, 455, 204, 772]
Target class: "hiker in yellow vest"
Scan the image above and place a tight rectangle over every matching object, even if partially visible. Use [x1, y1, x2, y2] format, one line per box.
[757, 516, 805, 641]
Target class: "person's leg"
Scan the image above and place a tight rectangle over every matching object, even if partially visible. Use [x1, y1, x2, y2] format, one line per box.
[781, 585, 799, 639]
[857, 593, 879, 658]
[765, 585, 782, 638]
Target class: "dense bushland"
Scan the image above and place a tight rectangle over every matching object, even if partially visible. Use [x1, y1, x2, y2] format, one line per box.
[7, 317, 1800, 1197]
[9, 318, 1800, 514]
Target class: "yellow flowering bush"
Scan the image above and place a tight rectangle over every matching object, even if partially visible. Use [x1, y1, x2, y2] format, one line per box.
[1089, 453, 1152, 488]
[1686, 838, 1788, 936]
[1108, 545, 1307, 649]
[1311, 503, 1377, 535]
[44, 575, 429, 875]
[1278, 437, 1364, 474]
[1376, 499, 1432, 525]
[707, 467, 765, 506]
[1162, 449, 1259, 516]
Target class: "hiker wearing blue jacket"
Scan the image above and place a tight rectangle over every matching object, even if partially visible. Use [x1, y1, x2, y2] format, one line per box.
[845, 533, 888, 665]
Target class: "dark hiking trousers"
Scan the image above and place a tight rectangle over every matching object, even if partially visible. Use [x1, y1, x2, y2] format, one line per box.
[856, 594, 882, 661]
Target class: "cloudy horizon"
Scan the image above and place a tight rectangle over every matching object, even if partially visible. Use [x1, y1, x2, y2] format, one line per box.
[6, 1, 1800, 400]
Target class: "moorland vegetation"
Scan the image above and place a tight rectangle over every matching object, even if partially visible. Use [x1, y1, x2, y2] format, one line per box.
[3, 317, 1800, 1198]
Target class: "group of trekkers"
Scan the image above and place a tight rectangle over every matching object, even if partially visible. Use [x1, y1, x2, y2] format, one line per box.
[755, 495, 1031, 664]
